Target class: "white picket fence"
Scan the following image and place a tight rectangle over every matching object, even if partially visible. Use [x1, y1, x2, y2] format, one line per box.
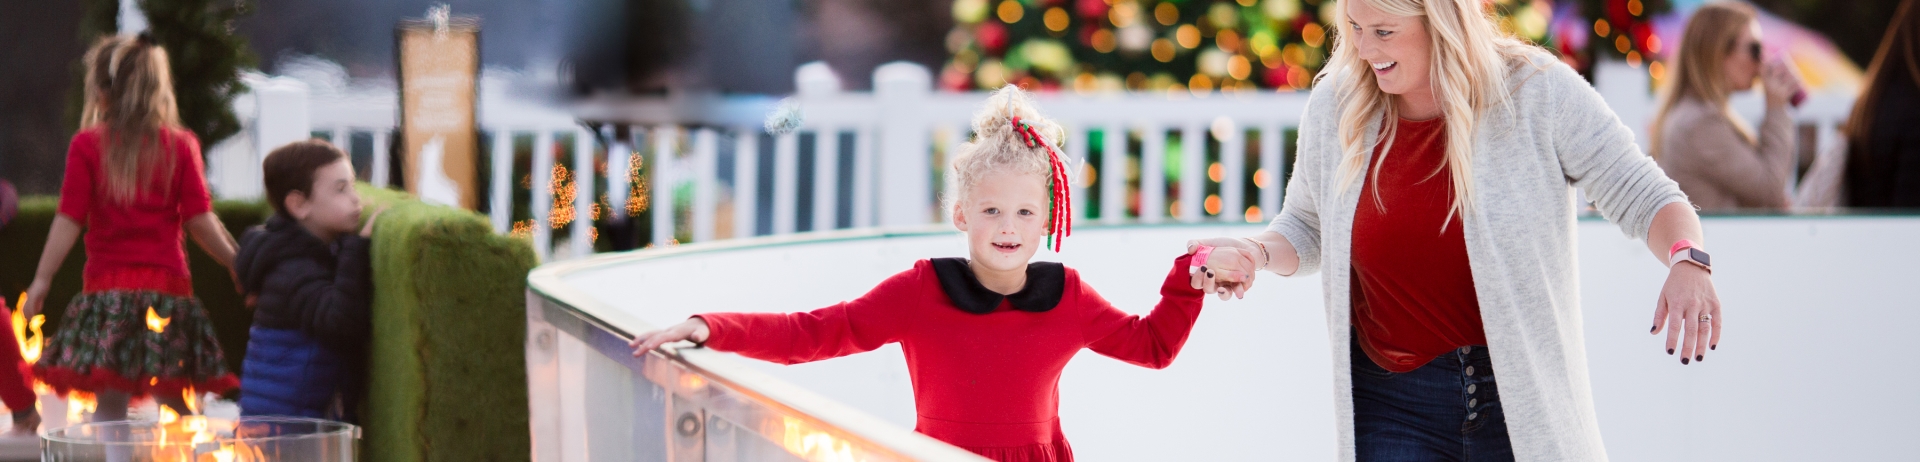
[272, 60, 1852, 262]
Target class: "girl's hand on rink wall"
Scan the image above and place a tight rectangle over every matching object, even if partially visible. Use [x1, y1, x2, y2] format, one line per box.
[629, 317, 712, 356]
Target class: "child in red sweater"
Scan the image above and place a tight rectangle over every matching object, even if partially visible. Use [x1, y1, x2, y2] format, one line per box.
[23, 35, 241, 423]
[629, 85, 1251, 461]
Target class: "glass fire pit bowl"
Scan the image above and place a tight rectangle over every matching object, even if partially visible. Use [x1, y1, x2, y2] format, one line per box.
[41, 416, 358, 461]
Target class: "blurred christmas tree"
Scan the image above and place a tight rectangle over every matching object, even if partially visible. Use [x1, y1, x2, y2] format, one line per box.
[1578, 0, 1672, 70]
[940, 0, 1559, 93]
[71, 0, 256, 151]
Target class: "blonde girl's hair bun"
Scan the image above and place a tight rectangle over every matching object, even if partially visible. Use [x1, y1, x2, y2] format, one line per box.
[971, 84, 1064, 151]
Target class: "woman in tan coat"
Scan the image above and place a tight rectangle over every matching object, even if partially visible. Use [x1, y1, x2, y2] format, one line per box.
[1650, 3, 1806, 212]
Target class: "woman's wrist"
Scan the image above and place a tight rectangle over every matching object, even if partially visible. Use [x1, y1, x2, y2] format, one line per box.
[1241, 237, 1271, 271]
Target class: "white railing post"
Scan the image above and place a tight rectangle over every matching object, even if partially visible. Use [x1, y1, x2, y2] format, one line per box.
[532, 130, 555, 261]
[1259, 124, 1283, 222]
[851, 128, 876, 228]
[331, 126, 349, 152]
[733, 128, 759, 239]
[812, 129, 840, 231]
[692, 128, 719, 242]
[571, 127, 596, 259]
[1140, 125, 1167, 224]
[939, 123, 968, 219]
[1178, 122, 1204, 222]
[372, 129, 392, 188]
[604, 126, 632, 228]
[1219, 119, 1245, 223]
[773, 132, 800, 235]
[873, 62, 934, 227]
[652, 125, 677, 247]
[490, 129, 512, 233]
[1100, 124, 1126, 225]
[1067, 125, 1089, 224]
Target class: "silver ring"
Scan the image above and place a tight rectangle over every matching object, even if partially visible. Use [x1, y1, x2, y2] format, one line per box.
[1699, 314, 1712, 323]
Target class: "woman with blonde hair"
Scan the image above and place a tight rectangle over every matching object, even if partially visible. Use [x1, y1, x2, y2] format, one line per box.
[1651, 2, 1805, 211]
[1184, 0, 1722, 459]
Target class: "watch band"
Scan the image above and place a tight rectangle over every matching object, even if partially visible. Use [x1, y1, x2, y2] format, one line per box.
[1668, 246, 1712, 273]
[1669, 239, 1697, 259]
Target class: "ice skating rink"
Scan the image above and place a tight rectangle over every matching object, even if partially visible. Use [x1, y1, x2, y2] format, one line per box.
[544, 215, 1920, 460]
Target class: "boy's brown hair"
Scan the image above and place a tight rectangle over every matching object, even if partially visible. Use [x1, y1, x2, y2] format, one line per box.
[263, 140, 347, 218]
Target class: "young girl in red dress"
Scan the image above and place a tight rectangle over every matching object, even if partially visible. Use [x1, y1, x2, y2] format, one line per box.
[22, 34, 242, 423]
[629, 85, 1251, 461]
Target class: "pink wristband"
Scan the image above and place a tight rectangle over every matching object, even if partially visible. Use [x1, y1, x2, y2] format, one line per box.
[1190, 245, 1214, 274]
[1669, 239, 1698, 259]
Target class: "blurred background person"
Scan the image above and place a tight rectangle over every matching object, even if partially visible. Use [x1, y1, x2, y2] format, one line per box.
[1798, 0, 1920, 209]
[1650, 2, 1806, 212]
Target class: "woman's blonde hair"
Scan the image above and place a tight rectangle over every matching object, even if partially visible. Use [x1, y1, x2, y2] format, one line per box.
[1649, 3, 1759, 159]
[80, 34, 183, 205]
[944, 85, 1068, 216]
[1325, 0, 1535, 222]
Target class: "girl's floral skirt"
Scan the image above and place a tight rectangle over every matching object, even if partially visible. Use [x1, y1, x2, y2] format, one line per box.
[33, 290, 239, 398]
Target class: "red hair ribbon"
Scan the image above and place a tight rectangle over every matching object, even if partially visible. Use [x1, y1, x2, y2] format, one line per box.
[1010, 115, 1072, 252]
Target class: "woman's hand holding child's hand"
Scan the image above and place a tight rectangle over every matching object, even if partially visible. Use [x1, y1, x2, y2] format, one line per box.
[1186, 239, 1260, 301]
[629, 317, 712, 357]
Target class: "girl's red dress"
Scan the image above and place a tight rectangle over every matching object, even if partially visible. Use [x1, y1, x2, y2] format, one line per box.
[696, 254, 1204, 462]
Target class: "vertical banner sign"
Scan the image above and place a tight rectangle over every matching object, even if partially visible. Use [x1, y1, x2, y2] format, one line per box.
[397, 15, 480, 209]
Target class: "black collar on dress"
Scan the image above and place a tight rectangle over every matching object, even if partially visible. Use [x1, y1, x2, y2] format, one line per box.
[928, 258, 1066, 314]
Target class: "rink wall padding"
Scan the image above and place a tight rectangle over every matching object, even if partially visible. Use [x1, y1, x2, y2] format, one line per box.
[359, 185, 536, 462]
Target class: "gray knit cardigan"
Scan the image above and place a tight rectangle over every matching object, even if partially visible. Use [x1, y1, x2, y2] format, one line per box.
[1267, 49, 1690, 461]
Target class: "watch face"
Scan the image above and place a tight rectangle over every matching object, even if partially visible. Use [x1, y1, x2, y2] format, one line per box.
[1689, 248, 1711, 267]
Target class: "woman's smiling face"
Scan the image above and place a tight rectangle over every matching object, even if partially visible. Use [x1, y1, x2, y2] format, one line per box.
[1346, 0, 1434, 97]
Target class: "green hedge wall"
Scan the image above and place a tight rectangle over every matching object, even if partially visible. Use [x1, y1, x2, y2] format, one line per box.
[358, 185, 534, 462]
[1, 185, 536, 461]
[0, 197, 270, 378]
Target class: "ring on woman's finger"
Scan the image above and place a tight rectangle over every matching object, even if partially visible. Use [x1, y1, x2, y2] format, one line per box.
[1699, 313, 1712, 323]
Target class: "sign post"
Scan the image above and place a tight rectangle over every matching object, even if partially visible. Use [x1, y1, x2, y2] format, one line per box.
[396, 9, 481, 209]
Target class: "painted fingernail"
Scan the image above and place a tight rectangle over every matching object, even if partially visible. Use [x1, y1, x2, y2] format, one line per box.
[1710, 344, 1717, 350]
[1667, 348, 1674, 355]
[1650, 325, 1658, 334]
[1695, 355, 1703, 362]
[1681, 357, 1690, 365]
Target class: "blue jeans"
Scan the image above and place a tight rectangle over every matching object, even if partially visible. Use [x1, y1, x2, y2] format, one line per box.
[1350, 334, 1514, 462]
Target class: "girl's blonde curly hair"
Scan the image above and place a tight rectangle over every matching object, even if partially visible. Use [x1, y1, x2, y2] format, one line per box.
[943, 85, 1072, 217]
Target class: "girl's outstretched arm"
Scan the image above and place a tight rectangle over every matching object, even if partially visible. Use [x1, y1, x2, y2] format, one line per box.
[630, 265, 923, 365]
[1083, 254, 1207, 369]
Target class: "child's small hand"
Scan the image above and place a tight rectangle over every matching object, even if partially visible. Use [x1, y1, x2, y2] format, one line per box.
[359, 205, 390, 238]
[1203, 247, 1258, 300]
[629, 317, 711, 357]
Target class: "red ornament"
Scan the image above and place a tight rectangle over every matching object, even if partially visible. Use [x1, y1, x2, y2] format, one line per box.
[1264, 67, 1290, 88]
[978, 22, 1010, 55]
[1076, 0, 1108, 19]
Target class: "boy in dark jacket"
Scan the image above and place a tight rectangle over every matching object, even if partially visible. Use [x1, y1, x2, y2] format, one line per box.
[234, 140, 382, 423]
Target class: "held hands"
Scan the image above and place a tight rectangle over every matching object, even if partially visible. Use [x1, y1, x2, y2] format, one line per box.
[1652, 262, 1721, 364]
[629, 317, 711, 357]
[1185, 238, 1262, 301]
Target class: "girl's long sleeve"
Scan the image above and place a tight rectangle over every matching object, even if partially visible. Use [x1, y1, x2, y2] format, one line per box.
[1082, 254, 1206, 369]
[697, 267, 921, 365]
